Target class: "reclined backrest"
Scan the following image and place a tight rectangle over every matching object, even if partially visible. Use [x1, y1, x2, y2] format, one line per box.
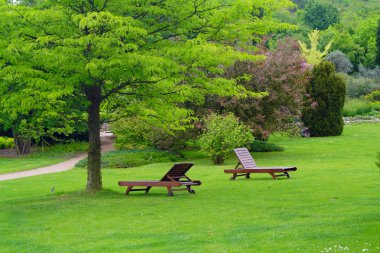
[234, 148, 257, 169]
[160, 163, 194, 181]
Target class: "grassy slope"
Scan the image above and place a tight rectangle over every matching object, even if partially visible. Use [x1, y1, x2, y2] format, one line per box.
[0, 124, 380, 252]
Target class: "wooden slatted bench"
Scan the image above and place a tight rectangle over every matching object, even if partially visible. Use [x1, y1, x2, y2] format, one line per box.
[118, 163, 201, 196]
[224, 148, 297, 180]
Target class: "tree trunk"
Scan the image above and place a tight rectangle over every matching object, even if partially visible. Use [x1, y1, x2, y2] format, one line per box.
[12, 129, 32, 155]
[86, 86, 102, 191]
[212, 155, 224, 164]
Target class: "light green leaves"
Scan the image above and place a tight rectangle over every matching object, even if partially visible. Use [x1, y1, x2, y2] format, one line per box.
[299, 30, 332, 65]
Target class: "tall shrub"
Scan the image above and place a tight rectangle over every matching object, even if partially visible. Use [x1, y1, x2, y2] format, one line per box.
[302, 61, 346, 136]
[199, 114, 253, 164]
[224, 37, 309, 140]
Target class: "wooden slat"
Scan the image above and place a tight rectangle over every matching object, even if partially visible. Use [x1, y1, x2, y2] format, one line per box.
[118, 180, 181, 187]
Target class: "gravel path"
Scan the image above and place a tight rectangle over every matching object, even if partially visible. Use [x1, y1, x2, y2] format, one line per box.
[0, 135, 114, 182]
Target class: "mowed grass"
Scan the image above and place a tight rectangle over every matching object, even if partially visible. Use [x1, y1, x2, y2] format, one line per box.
[0, 142, 87, 174]
[0, 158, 64, 174]
[0, 124, 380, 252]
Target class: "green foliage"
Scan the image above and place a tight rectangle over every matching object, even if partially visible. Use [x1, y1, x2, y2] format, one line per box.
[376, 18, 380, 66]
[299, 30, 332, 65]
[225, 37, 309, 141]
[325, 50, 353, 73]
[248, 140, 284, 152]
[346, 76, 380, 98]
[303, 2, 340, 30]
[292, 0, 309, 9]
[0, 137, 14, 149]
[112, 117, 191, 151]
[28, 142, 88, 159]
[75, 149, 180, 169]
[320, 14, 380, 69]
[365, 90, 380, 102]
[0, 0, 296, 190]
[302, 61, 346, 136]
[199, 113, 253, 164]
[343, 98, 377, 117]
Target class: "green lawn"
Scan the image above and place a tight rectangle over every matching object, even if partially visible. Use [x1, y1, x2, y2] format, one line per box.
[0, 124, 379, 252]
[0, 157, 65, 174]
[0, 142, 87, 174]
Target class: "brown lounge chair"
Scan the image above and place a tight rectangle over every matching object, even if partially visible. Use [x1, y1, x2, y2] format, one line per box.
[118, 163, 201, 196]
[224, 147, 297, 180]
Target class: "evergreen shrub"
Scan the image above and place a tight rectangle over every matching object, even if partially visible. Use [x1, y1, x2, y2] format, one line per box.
[302, 61, 346, 136]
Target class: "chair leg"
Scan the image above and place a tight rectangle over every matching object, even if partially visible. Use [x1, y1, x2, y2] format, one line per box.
[125, 186, 133, 195]
[285, 172, 290, 178]
[269, 172, 277, 180]
[167, 186, 173, 197]
[145, 186, 152, 193]
[187, 186, 195, 194]
[245, 173, 250, 179]
[230, 173, 237, 180]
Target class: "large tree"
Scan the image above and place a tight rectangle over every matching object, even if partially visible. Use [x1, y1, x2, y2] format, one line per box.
[0, 0, 294, 191]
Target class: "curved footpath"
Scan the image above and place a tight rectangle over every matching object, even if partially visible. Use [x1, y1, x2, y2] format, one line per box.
[0, 135, 114, 182]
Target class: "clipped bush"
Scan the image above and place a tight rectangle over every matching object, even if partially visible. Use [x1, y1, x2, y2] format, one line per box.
[249, 140, 284, 152]
[199, 113, 253, 164]
[302, 61, 346, 136]
[75, 149, 181, 168]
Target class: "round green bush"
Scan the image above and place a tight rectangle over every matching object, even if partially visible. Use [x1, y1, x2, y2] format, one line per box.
[302, 61, 346, 137]
[199, 113, 253, 164]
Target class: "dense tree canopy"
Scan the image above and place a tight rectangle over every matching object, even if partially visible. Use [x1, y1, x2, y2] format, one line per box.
[303, 2, 340, 30]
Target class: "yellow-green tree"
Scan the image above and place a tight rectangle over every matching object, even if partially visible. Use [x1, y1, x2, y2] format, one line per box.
[298, 30, 332, 65]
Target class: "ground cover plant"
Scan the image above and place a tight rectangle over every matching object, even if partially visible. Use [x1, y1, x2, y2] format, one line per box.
[0, 124, 379, 252]
[0, 142, 87, 174]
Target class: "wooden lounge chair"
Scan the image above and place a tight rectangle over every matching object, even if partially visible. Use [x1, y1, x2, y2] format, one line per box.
[224, 148, 297, 180]
[118, 163, 201, 196]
